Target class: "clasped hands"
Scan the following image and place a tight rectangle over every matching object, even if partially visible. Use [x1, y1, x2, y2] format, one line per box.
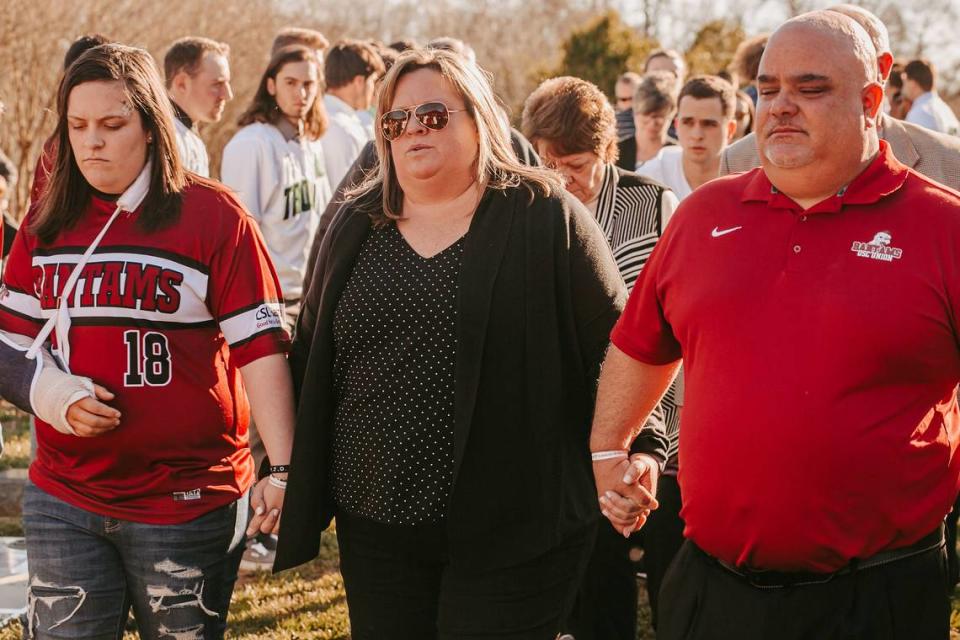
[247, 475, 286, 537]
[592, 452, 660, 537]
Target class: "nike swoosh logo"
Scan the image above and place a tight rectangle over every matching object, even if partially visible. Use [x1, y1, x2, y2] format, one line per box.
[711, 226, 743, 238]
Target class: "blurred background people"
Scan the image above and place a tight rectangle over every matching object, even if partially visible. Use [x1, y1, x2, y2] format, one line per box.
[615, 71, 642, 171]
[733, 89, 755, 140]
[644, 48, 686, 83]
[886, 61, 913, 119]
[730, 34, 768, 105]
[271, 26, 329, 59]
[637, 75, 737, 200]
[222, 45, 331, 328]
[322, 39, 384, 186]
[0, 99, 16, 257]
[632, 71, 679, 168]
[903, 58, 960, 136]
[163, 36, 233, 177]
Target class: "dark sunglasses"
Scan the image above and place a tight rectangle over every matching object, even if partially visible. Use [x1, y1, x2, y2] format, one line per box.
[380, 101, 465, 141]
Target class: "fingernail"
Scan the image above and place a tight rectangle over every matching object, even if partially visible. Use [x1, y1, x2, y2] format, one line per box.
[599, 495, 608, 504]
[255, 506, 264, 516]
[622, 475, 632, 483]
[271, 509, 279, 516]
[605, 491, 617, 499]
[601, 509, 610, 518]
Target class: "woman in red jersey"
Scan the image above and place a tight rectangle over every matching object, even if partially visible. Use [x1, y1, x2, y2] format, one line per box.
[0, 44, 294, 639]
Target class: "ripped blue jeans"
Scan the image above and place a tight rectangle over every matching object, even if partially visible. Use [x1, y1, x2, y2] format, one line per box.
[21, 481, 247, 640]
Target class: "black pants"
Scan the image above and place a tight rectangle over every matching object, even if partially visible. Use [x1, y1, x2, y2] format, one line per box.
[640, 473, 685, 627]
[336, 511, 596, 640]
[658, 538, 950, 640]
[567, 474, 685, 639]
[946, 494, 960, 588]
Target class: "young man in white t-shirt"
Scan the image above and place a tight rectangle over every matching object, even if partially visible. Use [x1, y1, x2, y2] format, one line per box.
[221, 45, 332, 324]
[164, 37, 233, 177]
[636, 75, 737, 200]
[322, 40, 384, 188]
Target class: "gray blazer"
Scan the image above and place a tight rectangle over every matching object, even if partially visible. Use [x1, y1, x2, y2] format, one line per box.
[720, 113, 960, 190]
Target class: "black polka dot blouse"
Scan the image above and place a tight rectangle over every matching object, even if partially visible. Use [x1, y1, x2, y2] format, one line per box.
[331, 223, 464, 525]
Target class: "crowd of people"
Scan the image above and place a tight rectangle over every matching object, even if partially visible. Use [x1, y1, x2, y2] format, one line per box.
[0, 3, 958, 639]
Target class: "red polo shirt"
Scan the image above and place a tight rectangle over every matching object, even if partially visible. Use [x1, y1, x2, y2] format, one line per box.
[612, 141, 960, 572]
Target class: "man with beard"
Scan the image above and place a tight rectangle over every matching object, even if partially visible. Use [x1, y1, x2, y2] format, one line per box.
[592, 11, 960, 639]
[720, 5, 960, 187]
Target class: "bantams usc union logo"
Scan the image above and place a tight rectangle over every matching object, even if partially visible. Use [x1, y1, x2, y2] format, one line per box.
[850, 231, 903, 263]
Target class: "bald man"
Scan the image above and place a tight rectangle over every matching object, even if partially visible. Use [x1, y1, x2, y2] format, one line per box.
[590, 11, 958, 639]
[723, 6, 960, 592]
[720, 5, 960, 190]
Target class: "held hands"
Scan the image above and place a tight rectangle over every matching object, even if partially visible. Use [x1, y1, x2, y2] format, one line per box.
[65, 385, 121, 437]
[592, 453, 660, 537]
[247, 476, 285, 537]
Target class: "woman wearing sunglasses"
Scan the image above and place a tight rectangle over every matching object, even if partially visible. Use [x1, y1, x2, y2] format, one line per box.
[275, 48, 663, 639]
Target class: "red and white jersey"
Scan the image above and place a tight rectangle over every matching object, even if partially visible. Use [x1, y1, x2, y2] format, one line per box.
[0, 178, 289, 524]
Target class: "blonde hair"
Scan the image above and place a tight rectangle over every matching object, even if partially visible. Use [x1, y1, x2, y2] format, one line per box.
[348, 48, 563, 222]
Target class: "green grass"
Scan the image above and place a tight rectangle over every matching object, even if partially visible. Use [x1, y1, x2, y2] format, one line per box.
[223, 533, 349, 640]
[0, 404, 30, 472]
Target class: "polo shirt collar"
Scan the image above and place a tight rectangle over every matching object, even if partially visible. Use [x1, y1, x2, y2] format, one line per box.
[170, 99, 194, 131]
[275, 116, 302, 142]
[740, 140, 908, 214]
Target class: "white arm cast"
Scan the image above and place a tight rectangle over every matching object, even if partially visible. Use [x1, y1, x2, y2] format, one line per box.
[3, 331, 93, 436]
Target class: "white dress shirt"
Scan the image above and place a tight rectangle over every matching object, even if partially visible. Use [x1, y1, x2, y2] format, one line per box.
[321, 94, 372, 189]
[906, 92, 960, 137]
[635, 146, 693, 201]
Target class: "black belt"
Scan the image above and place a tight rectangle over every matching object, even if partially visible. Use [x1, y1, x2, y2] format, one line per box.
[702, 525, 945, 590]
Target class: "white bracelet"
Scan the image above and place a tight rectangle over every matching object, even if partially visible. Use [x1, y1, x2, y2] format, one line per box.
[591, 450, 629, 461]
[268, 475, 288, 490]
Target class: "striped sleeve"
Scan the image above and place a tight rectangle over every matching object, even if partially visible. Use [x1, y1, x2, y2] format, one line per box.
[208, 195, 290, 367]
[0, 224, 43, 336]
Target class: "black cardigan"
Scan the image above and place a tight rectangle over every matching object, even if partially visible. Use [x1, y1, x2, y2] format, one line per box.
[275, 182, 664, 572]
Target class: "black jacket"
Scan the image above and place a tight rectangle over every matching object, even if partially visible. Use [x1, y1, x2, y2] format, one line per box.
[275, 182, 649, 572]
